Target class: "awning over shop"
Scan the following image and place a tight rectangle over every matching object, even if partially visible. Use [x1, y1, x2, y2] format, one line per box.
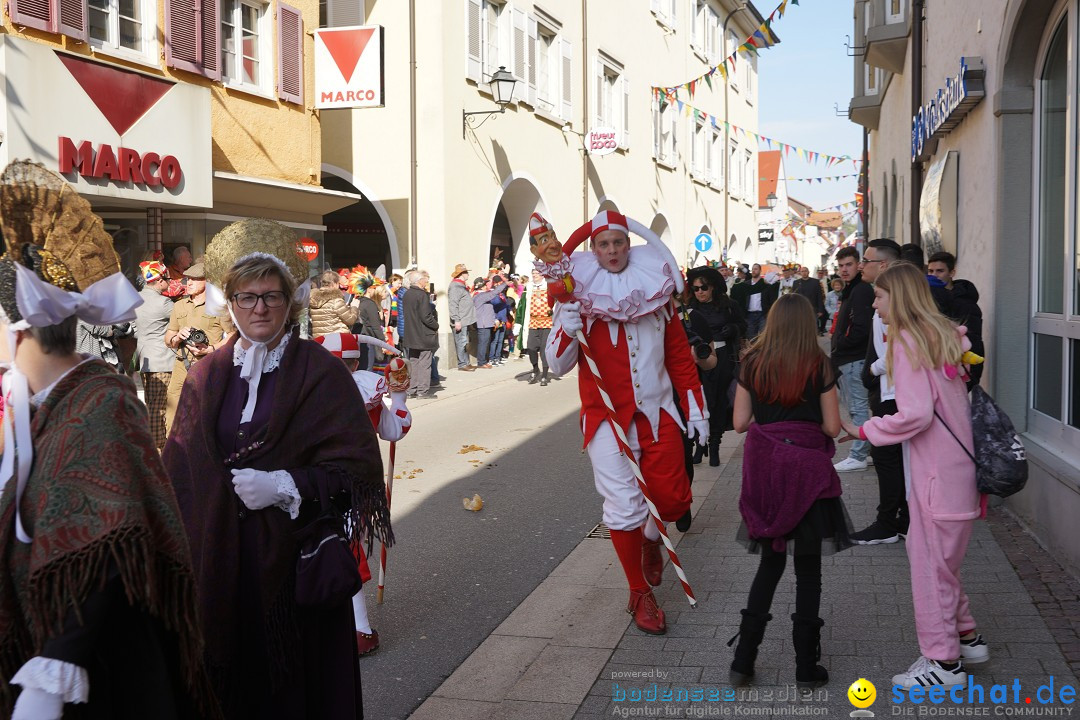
[212, 171, 363, 222]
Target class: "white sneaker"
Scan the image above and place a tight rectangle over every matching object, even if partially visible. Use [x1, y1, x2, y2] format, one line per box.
[959, 633, 990, 664]
[833, 457, 869, 472]
[892, 656, 967, 689]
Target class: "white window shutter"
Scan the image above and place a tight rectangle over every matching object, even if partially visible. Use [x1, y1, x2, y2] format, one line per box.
[690, 0, 698, 50]
[650, 0, 660, 14]
[652, 99, 660, 159]
[526, 15, 537, 107]
[594, 56, 603, 127]
[512, 6, 526, 84]
[560, 37, 572, 121]
[621, 74, 630, 149]
[326, 0, 363, 27]
[466, 0, 482, 82]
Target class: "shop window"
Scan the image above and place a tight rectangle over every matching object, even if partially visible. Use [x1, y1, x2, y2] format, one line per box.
[1030, 12, 1080, 453]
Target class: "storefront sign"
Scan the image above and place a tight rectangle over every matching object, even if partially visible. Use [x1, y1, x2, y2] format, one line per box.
[758, 227, 775, 243]
[315, 26, 385, 109]
[296, 238, 320, 262]
[587, 127, 619, 156]
[911, 57, 985, 162]
[0, 37, 212, 207]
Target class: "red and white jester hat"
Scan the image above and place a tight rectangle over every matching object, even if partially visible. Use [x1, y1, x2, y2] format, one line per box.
[587, 210, 628, 239]
[314, 332, 362, 359]
[529, 212, 554, 239]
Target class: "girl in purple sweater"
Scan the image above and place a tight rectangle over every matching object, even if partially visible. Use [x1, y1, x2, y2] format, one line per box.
[841, 262, 985, 690]
[729, 294, 849, 690]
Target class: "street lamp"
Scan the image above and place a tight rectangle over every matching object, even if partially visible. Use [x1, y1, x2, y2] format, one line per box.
[463, 66, 519, 137]
[766, 192, 778, 209]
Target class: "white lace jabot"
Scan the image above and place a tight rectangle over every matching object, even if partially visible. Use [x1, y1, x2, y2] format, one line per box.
[232, 329, 291, 372]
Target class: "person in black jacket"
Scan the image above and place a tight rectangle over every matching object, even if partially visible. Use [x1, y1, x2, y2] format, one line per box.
[731, 263, 778, 339]
[402, 269, 440, 398]
[901, 243, 952, 316]
[687, 266, 746, 466]
[830, 246, 874, 472]
[928, 251, 985, 388]
[856, 239, 910, 545]
[793, 266, 826, 335]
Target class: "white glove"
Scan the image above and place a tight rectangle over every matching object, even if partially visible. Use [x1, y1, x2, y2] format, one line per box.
[687, 419, 709, 447]
[231, 468, 290, 511]
[558, 301, 583, 336]
[13, 688, 64, 720]
[513, 323, 522, 337]
[870, 357, 887, 377]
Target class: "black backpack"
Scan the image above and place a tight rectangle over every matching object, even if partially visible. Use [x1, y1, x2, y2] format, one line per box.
[936, 386, 1028, 498]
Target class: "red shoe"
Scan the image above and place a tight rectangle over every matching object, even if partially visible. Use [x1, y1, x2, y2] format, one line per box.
[356, 629, 380, 656]
[642, 538, 664, 587]
[627, 589, 666, 635]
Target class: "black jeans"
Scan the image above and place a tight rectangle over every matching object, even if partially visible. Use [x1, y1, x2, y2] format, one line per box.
[869, 397, 909, 533]
[745, 542, 822, 620]
[527, 327, 551, 372]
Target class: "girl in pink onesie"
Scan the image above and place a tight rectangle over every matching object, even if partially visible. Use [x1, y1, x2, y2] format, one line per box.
[841, 262, 988, 690]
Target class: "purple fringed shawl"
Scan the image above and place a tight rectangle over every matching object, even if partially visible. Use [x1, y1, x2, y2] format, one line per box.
[740, 420, 841, 552]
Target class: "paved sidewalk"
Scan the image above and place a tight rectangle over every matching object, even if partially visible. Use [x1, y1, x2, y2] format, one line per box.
[409, 432, 1078, 719]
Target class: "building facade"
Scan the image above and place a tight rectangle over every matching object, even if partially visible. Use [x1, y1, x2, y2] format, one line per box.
[1, 0, 354, 278]
[319, 0, 768, 286]
[849, 0, 1080, 574]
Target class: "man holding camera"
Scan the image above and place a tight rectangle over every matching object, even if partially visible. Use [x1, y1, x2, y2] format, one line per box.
[163, 261, 225, 435]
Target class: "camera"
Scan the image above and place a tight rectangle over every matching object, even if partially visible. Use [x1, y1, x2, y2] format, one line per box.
[683, 325, 712, 360]
[183, 328, 209, 347]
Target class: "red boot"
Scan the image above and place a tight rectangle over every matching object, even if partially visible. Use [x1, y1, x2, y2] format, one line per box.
[356, 629, 380, 656]
[642, 538, 664, 587]
[627, 589, 667, 635]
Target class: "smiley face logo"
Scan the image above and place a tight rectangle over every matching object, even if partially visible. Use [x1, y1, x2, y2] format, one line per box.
[847, 678, 876, 709]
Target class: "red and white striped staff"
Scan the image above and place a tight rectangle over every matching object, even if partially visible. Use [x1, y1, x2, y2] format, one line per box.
[376, 441, 395, 605]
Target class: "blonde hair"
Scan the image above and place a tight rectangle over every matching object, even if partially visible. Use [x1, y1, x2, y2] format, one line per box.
[875, 262, 962, 377]
[367, 284, 389, 304]
[223, 255, 302, 325]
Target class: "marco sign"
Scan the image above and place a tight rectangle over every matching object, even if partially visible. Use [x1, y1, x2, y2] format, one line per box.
[315, 26, 385, 109]
[911, 57, 985, 162]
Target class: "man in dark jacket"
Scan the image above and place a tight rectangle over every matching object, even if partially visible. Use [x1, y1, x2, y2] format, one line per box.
[793, 266, 825, 335]
[730, 263, 778, 339]
[831, 246, 874, 472]
[403, 269, 440, 398]
[901, 243, 952, 316]
[928, 251, 985, 387]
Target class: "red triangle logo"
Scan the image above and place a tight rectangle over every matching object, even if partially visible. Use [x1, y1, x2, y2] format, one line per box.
[57, 53, 173, 136]
[320, 28, 375, 84]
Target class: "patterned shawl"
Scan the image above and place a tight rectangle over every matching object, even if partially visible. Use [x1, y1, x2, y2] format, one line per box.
[0, 360, 215, 716]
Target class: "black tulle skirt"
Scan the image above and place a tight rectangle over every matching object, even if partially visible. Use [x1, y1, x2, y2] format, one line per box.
[736, 496, 855, 556]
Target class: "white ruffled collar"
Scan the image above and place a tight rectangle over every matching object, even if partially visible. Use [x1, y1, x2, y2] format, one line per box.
[567, 244, 678, 322]
[232, 329, 291, 373]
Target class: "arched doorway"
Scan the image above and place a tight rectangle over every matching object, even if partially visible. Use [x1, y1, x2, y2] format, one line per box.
[490, 175, 551, 275]
[321, 169, 396, 274]
[650, 212, 674, 262]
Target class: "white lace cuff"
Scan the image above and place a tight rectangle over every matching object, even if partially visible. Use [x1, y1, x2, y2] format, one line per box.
[11, 656, 89, 703]
[271, 470, 301, 519]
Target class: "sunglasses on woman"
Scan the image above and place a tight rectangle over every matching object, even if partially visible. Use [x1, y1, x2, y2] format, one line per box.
[692, 284, 710, 292]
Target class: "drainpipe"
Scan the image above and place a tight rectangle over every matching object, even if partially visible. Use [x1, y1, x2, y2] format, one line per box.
[860, 127, 869, 236]
[910, 0, 923, 246]
[721, 1, 747, 257]
[582, 0, 589, 224]
[409, 0, 418, 266]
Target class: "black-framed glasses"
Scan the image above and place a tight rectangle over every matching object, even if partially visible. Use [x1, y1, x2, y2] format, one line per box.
[231, 291, 287, 309]
[692, 284, 710, 292]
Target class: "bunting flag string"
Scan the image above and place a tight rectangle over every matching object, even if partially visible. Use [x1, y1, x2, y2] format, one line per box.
[652, 0, 800, 101]
[654, 94, 862, 171]
[785, 173, 860, 183]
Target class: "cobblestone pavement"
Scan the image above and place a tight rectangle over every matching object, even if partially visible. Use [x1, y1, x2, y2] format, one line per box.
[574, 442, 1080, 719]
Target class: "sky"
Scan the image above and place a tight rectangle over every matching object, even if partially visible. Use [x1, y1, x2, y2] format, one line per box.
[757, 0, 863, 213]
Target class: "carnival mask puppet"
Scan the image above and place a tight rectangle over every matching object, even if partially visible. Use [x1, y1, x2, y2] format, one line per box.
[528, 213, 563, 264]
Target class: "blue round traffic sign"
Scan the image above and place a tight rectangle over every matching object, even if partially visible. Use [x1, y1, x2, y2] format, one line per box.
[694, 233, 713, 252]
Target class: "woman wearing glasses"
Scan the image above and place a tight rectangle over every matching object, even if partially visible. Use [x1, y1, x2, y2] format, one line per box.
[686, 266, 746, 466]
[163, 220, 391, 720]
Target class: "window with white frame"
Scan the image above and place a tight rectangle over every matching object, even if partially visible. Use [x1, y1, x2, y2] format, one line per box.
[865, 62, 879, 95]
[728, 31, 740, 91]
[536, 23, 559, 113]
[710, 126, 724, 189]
[706, 6, 720, 63]
[1030, 8, 1080, 450]
[652, 97, 677, 165]
[691, 0, 705, 53]
[484, 0, 512, 79]
[886, 0, 904, 24]
[691, 117, 707, 179]
[88, 0, 153, 55]
[744, 53, 755, 101]
[743, 149, 754, 203]
[652, 0, 677, 28]
[595, 53, 629, 148]
[729, 141, 741, 198]
[221, 0, 268, 89]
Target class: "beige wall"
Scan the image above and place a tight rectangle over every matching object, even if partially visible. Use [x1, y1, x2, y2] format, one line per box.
[4, 0, 321, 187]
[325, 0, 764, 285]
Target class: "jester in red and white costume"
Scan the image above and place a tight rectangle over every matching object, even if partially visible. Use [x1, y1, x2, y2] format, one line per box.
[315, 332, 412, 656]
[541, 210, 708, 635]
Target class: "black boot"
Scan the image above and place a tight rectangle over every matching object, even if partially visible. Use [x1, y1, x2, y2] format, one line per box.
[727, 610, 771, 686]
[692, 443, 706, 464]
[528, 369, 540, 384]
[708, 436, 721, 467]
[791, 615, 829, 689]
[540, 371, 549, 387]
